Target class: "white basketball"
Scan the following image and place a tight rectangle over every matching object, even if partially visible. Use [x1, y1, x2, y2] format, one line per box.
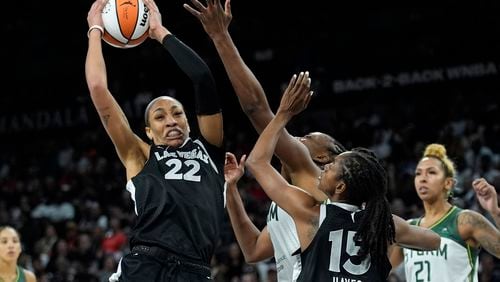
[101, 0, 150, 48]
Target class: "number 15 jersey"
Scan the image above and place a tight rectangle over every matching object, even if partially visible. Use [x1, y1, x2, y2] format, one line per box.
[297, 203, 391, 282]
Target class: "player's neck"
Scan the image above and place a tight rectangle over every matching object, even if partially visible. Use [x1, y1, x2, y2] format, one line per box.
[0, 261, 17, 281]
[421, 201, 452, 227]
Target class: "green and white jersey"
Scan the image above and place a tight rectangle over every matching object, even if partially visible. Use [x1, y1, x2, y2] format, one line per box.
[403, 206, 479, 282]
[17, 266, 27, 282]
[267, 201, 302, 282]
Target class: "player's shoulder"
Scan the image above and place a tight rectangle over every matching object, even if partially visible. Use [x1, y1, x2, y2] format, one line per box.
[23, 268, 37, 282]
[457, 208, 487, 225]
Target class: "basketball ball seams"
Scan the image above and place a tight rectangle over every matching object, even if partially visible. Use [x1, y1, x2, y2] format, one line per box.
[128, 31, 149, 46]
[127, 0, 140, 42]
[118, 0, 134, 40]
[102, 0, 149, 48]
[103, 32, 126, 48]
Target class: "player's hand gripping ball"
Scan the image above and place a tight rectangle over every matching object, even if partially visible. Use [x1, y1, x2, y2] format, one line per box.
[102, 0, 150, 48]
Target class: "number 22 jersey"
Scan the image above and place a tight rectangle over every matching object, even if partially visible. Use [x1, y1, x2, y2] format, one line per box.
[125, 137, 225, 264]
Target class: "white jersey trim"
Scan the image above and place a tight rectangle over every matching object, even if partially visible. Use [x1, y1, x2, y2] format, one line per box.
[126, 180, 138, 216]
[319, 202, 361, 226]
[193, 139, 219, 174]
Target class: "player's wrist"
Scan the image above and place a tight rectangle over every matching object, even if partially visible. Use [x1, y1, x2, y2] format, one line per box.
[87, 25, 104, 38]
[155, 27, 170, 43]
[493, 206, 500, 217]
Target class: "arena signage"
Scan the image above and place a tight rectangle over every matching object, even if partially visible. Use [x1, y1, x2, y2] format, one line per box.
[332, 61, 498, 93]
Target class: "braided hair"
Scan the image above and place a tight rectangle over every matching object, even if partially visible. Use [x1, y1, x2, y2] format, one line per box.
[339, 148, 395, 265]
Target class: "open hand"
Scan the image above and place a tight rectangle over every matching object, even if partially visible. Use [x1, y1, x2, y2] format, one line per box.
[224, 152, 246, 185]
[143, 0, 168, 41]
[184, 0, 232, 40]
[277, 71, 313, 117]
[87, 0, 107, 28]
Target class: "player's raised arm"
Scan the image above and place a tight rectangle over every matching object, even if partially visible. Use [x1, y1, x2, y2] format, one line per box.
[85, 0, 149, 179]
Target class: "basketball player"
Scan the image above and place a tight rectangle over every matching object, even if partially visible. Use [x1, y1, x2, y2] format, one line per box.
[0, 226, 37, 282]
[237, 72, 441, 281]
[86, 0, 225, 280]
[390, 144, 500, 281]
[184, 1, 345, 280]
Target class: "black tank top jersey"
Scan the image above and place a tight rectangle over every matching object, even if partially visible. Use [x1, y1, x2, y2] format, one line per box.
[297, 204, 391, 282]
[128, 137, 225, 264]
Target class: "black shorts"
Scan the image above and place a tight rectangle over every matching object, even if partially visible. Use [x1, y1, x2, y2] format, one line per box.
[118, 245, 212, 282]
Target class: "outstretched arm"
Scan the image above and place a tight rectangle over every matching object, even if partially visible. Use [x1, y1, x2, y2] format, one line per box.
[246, 72, 317, 218]
[389, 215, 441, 269]
[224, 153, 274, 262]
[184, 0, 270, 127]
[85, 0, 148, 180]
[392, 215, 441, 250]
[184, 0, 323, 198]
[145, 0, 223, 147]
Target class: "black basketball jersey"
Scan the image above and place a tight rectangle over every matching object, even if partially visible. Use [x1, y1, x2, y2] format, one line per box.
[297, 203, 391, 282]
[126, 136, 225, 264]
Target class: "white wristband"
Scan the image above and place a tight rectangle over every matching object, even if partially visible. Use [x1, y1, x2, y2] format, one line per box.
[87, 25, 104, 38]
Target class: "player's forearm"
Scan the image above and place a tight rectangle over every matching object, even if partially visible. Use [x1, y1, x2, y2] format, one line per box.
[490, 207, 500, 228]
[247, 113, 290, 167]
[211, 33, 271, 124]
[162, 34, 220, 115]
[85, 34, 108, 92]
[226, 184, 262, 260]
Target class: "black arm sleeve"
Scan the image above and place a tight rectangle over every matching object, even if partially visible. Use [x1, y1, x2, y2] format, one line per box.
[162, 34, 221, 115]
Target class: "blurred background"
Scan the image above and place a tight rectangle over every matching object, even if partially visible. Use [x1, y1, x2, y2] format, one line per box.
[1, 1, 500, 281]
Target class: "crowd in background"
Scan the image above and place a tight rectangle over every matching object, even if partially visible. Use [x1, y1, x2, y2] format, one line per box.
[1, 79, 499, 281]
[2, 4, 500, 280]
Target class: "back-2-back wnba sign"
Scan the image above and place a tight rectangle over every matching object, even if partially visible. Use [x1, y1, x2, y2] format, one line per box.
[332, 61, 498, 93]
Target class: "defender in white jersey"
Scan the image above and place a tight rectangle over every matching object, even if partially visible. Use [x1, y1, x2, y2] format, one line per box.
[224, 129, 343, 281]
[242, 77, 442, 282]
[266, 202, 302, 281]
[186, 3, 346, 279]
[221, 76, 344, 282]
[390, 144, 500, 281]
[225, 74, 441, 282]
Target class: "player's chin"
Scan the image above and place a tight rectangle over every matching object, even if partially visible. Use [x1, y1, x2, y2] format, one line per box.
[164, 137, 185, 148]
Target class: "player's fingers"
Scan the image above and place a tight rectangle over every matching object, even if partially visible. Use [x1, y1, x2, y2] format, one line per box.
[239, 155, 247, 166]
[284, 74, 298, 94]
[304, 91, 313, 107]
[190, 0, 207, 11]
[145, 0, 160, 13]
[183, 4, 201, 17]
[225, 0, 231, 14]
[96, 0, 107, 10]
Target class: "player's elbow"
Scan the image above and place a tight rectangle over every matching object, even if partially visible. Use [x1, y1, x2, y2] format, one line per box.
[417, 230, 441, 251]
[429, 233, 441, 250]
[245, 157, 260, 174]
[244, 254, 260, 264]
[242, 103, 272, 124]
[243, 251, 269, 264]
[86, 77, 107, 96]
[241, 103, 262, 116]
